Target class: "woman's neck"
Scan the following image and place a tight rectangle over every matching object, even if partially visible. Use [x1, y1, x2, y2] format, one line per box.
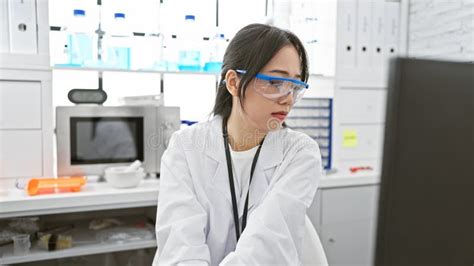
[226, 113, 266, 152]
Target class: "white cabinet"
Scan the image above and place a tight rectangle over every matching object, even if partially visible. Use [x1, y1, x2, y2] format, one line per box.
[337, 88, 387, 125]
[332, 0, 408, 173]
[0, 130, 43, 177]
[0, 80, 42, 129]
[308, 184, 380, 266]
[0, 69, 53, 180]
[335, 124, 385, 160]
[321, 185, 378, 224]
[0, 0, 52, 181]
[321, 218, 377, 265]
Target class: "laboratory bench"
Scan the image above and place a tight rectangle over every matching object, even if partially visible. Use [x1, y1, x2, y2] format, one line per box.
[0, 174, 380, 265]
[0, 179, 160, 219]
[0, 179, 159, 265]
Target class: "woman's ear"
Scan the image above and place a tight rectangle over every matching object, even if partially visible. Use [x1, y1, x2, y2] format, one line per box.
[225, 70, 240, 97]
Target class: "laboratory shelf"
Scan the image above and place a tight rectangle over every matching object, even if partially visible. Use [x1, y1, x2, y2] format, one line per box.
[0, 238, 156, 264]
[52, 66, 221, 76]
[0, 179, 160, 219]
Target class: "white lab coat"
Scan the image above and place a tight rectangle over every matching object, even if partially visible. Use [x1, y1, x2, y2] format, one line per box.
[153, 115, 322, 266]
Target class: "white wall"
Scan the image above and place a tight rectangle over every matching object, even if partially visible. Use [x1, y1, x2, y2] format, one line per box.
[407, 0, 474, 61]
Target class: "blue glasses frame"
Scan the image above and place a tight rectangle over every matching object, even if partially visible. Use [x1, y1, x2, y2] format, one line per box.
[236, 69, 309, 89]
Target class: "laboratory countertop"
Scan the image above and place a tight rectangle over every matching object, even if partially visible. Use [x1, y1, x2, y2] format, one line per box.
[319, 172, 380, 188]
[0, 179, 161, 219]
[0, 174, 379, 219]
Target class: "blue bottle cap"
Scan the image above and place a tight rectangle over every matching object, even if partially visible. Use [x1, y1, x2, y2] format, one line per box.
[185, 15, 195, 21]
[219, 34, 225, 38]
[73, 9, 85, 16]
[114, 13, 125, 19]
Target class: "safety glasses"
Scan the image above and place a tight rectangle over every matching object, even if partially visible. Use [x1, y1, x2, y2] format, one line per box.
[236, 69, 309, 104]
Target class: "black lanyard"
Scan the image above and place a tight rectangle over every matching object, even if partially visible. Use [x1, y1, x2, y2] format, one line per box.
[223, 118, 265, 241]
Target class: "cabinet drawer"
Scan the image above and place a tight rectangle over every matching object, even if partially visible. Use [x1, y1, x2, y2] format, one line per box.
[0, 130, 42, 177]
[320, 219, 376, 265]
[338, 88, 387, 124]
[321, 185, 379, 224]
[0, 80, 41, 129]
[336, 124, 384, 160]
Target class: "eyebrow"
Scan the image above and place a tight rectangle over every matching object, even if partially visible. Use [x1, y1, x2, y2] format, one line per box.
[268, 69, 301, 79]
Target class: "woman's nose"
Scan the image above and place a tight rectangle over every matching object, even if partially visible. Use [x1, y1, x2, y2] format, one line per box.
[278, 90, 294, 106]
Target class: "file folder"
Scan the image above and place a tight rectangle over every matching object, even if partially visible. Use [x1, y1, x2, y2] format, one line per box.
[371, 0, 386, 67]
[8, 0, 38, 54]
[0, 0, 9, 53]
[384, 1, 400, 62]
[337, 0, 357, 68]
[356, 0, 373, 68]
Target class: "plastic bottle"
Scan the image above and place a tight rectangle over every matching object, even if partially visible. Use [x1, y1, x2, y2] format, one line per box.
[51, 34, 70, 66]
[131, 33, 165, 70]
[67, 9, 94, 67]
[204, 33, 227, 73]
[130, 34, 150, 70]
[178, 15, 201, 71]
[105, 13, 131, 69]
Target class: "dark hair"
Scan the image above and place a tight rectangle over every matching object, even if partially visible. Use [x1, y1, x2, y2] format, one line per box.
[211, 23, 309, 120]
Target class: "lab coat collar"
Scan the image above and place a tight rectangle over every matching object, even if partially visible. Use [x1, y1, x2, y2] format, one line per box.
[204, 115, 284, 215]
[204, 115, 284, 169]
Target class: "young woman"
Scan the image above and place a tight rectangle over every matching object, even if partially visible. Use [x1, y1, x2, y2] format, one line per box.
[153, 23, 322, 265]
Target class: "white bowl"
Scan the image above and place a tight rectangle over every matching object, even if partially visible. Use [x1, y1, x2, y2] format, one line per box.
[104, 166, 146, 188]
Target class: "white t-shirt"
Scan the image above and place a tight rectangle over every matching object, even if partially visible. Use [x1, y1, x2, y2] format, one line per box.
[229, 144, 259, 215]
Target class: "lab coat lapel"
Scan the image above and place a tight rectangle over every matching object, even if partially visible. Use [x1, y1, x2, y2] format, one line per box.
[205, 116, 234, 206]
[247, 129, 284, 213]
[204, 116, 285, 215]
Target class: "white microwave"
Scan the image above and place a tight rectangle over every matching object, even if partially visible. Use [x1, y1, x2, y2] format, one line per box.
[56, 106, 180, 177]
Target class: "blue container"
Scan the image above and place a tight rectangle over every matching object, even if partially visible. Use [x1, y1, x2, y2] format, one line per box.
[178, 50, 201, 71]
[67, 9, 93, 66]
[105, 13, 131, 69]
[203, 62, 222, 73]
[107, 46, 130, 69]
[68, 32, 93, 66]
[177, 15, 201, 71]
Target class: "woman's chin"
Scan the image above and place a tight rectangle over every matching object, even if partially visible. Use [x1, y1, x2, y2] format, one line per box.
[264, 117, 283, 131]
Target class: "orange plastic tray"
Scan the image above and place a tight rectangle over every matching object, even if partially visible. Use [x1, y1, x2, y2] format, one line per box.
[27, 177, 86, 196]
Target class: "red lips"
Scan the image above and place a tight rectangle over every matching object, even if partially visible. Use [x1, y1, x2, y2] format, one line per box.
[271, 111, 288, 121]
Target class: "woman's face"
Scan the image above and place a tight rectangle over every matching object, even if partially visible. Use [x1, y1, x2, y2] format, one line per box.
[239, 44, 302, 132]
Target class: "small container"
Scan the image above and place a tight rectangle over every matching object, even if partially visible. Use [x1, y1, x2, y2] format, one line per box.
[12, 234, 31, 256]
[105, 13, 131, 69]
[67, 9, 94, 67]
[178, 15, 201, 71]
[204, 33, 227, 73]
[27, 177, 86, 196]
[164, 35, 180, 71]
[104, 166, 145, 188]
[38, 233, 73, 251]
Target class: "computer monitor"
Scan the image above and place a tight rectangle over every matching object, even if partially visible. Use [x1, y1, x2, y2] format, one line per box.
[375, 58, 474, 265]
